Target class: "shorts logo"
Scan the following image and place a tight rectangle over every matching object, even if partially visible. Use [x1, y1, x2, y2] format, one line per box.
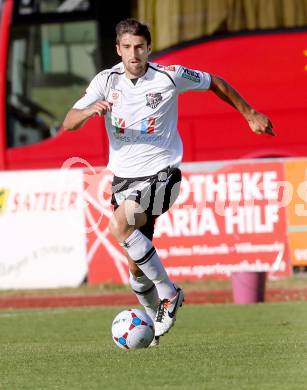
[182, 68, 201, 83]
[158, 171, 168, 181]
[0, 188, 9, 215]
[146, 93, 162, 109]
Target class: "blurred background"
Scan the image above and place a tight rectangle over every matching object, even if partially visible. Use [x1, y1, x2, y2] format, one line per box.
[2, 0, 307, 151]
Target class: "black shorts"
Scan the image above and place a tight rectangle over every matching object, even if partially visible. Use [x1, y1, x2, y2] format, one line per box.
[111, 167, 182, 240]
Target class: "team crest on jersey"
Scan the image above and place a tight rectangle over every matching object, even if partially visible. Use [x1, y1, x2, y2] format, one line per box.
[146, 93, 162, 109]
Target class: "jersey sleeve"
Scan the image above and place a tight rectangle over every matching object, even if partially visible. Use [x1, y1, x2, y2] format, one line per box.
[172, 65, 211, 94]
[72, 71, 108, 109]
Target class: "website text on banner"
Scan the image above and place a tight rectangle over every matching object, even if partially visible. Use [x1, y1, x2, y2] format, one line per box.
[86, 160, 291, 285]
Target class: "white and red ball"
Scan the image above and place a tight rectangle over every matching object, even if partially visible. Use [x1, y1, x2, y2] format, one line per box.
[111, 308, 154, 350]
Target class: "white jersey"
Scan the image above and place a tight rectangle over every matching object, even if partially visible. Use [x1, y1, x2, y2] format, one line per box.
[73, 62, 211, 177]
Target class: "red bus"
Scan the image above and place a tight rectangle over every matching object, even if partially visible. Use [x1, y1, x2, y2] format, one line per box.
[1, 0, 307, 171]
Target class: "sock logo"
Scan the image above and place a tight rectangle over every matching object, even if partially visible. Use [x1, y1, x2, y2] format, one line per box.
[121, 241, 130, 249]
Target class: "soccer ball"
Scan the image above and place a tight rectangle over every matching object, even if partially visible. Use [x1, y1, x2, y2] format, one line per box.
[111, 308, 154, 350]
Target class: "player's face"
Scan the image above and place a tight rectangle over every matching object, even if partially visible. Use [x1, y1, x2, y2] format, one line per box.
[116, 33, 151, 78]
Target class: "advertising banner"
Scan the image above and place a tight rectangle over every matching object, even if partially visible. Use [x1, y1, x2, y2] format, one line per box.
[0, 169, 87, 289]
[285, 159, 307, 266]
[86, 160, 291, 284]
[154, 161, 290, 280]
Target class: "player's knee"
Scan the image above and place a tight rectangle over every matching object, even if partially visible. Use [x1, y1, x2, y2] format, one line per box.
[110, 203, 147, 240]
[123, 199, 147, 226]
[108, 215, 133, 242]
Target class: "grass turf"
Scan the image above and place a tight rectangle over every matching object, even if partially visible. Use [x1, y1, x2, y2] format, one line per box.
[1, 302, 307, 390]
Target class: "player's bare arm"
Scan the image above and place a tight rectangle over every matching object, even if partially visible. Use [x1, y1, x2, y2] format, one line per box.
[62, 100, 112, 130]
[210, 75, 275, 136]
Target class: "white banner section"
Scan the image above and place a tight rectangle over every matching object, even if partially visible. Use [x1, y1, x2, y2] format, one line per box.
[0, 169, 87, 289]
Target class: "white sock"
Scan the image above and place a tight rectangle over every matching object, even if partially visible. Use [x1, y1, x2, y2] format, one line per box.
[123, 230, 176, 300]
[129, 273, 159, 322]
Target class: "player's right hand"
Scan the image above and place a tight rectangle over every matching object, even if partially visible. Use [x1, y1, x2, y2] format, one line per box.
[85, 100, 113, 117]
[247, 111, 275, 136]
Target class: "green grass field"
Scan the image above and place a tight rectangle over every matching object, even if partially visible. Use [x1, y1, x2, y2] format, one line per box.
[1, 302, 307, 390]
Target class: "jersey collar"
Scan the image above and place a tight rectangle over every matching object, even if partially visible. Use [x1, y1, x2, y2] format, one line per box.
[124, 63, 151, 87]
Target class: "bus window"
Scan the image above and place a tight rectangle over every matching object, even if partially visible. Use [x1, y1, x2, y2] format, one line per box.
[18, 0, 91, 14]
[6, 19, 97, 147]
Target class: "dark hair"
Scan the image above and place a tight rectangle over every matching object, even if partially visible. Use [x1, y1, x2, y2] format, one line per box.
[115, 18, 151, 46]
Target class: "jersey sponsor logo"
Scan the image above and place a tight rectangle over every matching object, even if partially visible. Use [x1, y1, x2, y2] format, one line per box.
[141, 117, 156, 134]
[112, 116, 156, 137]
[112, 115, 126, 134]
[147, 117, 156, 133]
[164, 65, 176, 71]
[146, 92, 162, 109]
[181, 68, 201, 83]
[157, 64, 176, 71]
[114, 133, 161, 143]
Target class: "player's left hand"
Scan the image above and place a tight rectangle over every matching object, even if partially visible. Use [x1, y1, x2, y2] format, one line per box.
[247, 111, 275, 136]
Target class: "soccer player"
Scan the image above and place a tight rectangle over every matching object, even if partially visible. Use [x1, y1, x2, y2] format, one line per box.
[63, 18, 274, 345]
